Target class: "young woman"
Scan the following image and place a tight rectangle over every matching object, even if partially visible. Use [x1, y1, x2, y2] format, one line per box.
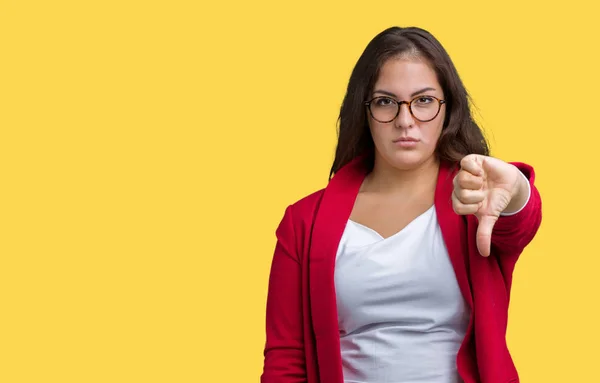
[261, 26, 542, 383]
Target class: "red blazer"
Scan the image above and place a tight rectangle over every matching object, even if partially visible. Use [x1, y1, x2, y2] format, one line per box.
[261, 155, 542, 383]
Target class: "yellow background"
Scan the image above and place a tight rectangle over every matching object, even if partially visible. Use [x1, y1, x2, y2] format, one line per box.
[1, 1, 598, 381]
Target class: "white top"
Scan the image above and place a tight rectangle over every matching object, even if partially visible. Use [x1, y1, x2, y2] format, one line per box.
[334, 206, 469, 383]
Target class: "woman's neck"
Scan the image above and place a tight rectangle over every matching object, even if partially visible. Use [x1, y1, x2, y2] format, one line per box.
[362, 155, 440, 195]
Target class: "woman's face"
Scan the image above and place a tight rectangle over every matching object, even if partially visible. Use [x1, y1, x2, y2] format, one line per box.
[367, 57, 446, 171]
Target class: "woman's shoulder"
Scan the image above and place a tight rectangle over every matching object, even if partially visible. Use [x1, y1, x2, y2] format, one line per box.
[288, 188, 326, 217]
[275, 188, 326, 242]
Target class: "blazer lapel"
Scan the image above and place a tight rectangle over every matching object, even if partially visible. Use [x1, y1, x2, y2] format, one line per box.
[308, 155, 367, 383]
[434, 162, 473, 308]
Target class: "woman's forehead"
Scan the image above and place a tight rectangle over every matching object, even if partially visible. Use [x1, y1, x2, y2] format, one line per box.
[374, 59, 441, 97]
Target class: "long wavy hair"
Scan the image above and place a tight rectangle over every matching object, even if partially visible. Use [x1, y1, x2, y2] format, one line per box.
[329, 26, 489, 179]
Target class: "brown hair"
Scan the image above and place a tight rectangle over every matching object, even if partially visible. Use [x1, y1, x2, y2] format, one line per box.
[329, 26, 489, 179]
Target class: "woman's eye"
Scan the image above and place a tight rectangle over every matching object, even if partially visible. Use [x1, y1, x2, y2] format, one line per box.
[376, 97, 394, 106]
[415, 97, 434, 104]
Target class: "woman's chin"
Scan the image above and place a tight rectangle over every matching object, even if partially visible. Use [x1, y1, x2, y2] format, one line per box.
[384, 151, 432, 171]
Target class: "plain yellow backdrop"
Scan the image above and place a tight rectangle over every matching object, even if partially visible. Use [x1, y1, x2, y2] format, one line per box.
[1, 0, 599, 381]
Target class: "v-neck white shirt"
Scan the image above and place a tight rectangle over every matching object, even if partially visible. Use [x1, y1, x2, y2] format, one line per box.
[334, 205, 469, 383]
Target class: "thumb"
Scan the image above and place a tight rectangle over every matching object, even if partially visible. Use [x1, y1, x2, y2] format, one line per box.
[476, 215, 498, 257]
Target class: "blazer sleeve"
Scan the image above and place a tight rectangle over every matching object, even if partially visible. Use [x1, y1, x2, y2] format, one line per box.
[488, 162, 543, 278]
[261, 205, 307, 383]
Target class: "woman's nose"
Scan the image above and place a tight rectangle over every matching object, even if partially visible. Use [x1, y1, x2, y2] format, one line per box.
[395, 102, 415, 128]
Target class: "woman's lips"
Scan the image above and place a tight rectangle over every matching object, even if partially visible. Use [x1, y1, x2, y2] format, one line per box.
[393, 137, 420, 148]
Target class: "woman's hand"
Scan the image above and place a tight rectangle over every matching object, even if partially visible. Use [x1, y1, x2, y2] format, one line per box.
[452, 154, 530, 257]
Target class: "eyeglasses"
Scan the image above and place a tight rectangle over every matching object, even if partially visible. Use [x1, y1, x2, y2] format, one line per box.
[364, 95, 446, 123]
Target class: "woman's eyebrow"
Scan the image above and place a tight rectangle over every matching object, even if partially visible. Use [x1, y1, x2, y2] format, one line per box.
[372, 87, 437, 98]
[410, 87, 437, 97]
[372, 89, 398, 98]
